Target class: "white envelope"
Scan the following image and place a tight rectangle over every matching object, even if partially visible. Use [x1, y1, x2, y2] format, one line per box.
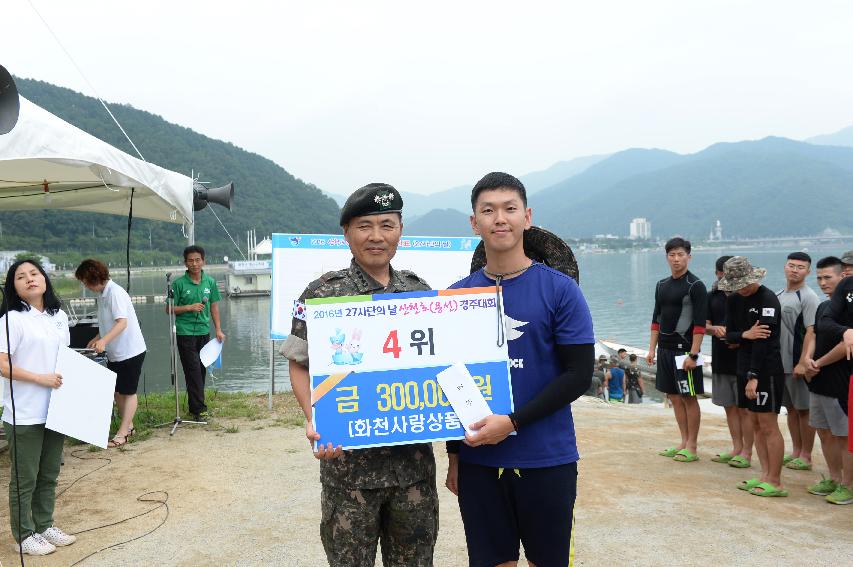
[436, 362, 493, 434]
[674, 354, 705, 369]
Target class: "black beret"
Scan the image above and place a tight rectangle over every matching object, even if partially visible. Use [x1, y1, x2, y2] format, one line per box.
[339, 183, 403, 226]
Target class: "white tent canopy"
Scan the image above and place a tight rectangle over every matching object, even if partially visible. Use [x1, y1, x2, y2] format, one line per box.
[0, 97, 193, 224]
[253, 237, 272, 256]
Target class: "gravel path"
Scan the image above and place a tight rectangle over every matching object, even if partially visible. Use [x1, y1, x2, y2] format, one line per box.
[0, 397, 849, 566]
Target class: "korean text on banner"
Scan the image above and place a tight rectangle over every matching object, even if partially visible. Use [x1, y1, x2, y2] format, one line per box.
[307, 288, 513, 449]
[269, 233, 480, 339]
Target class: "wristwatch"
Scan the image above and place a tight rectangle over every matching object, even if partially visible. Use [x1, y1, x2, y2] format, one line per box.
[746, 371, 758, 380]
[688, 352, 699, 361]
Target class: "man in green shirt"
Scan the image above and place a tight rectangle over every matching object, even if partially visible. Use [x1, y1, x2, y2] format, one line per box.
[171, 245, 225, 419]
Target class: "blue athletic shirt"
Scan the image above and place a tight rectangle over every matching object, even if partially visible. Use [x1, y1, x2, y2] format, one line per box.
[608, 367, 625, 399]
[451, 263, 595, 468]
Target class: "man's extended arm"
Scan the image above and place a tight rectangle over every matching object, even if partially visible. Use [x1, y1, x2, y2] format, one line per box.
[211, 302, 225, 342]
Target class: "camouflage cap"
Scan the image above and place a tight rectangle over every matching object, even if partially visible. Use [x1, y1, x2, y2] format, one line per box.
[469, 226, 580, 283]
[841, 250, 853, 265]
[339, 183, 403, 226]
[717, 255, 767, 292]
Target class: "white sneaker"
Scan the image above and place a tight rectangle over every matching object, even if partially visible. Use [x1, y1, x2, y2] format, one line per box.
[16, 533, 56, 555]
[41, 526, 77, 546]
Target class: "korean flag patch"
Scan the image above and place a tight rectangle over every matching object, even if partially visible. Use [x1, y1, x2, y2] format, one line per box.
[762, 307, 776, 317]
[292, 300, 306, 321]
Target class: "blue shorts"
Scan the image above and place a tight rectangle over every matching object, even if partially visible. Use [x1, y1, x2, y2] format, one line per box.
[458, 460, 577, 567]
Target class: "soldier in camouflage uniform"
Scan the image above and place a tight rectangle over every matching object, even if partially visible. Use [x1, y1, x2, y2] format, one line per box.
[281, 183, 438, 567]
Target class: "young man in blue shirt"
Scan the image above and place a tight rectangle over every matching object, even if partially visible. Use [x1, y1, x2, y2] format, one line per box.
[445, 172, 595, 567]
[605, 357, 626, 402]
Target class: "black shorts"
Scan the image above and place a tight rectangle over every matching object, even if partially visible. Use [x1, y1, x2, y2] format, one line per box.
[736, 373, 784, 414]
[107, 351, 146, 395]
[655, 347, 704, 396]
[458, 460, 577, 567]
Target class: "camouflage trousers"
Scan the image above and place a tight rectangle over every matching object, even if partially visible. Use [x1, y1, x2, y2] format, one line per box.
[320, 478, 439, 567]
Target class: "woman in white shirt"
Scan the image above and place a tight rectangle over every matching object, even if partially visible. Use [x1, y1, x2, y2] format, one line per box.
[0, 259, 77, 555]
[75, 259, 146, 448]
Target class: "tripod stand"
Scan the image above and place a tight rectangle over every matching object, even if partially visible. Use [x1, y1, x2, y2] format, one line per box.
[157, 273, 206, 435]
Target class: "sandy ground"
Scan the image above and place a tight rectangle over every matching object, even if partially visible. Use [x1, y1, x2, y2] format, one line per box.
[0, 396, 851, 567]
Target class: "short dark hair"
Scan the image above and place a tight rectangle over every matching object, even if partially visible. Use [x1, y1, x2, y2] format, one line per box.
[617, 348, 627, 355]
[1, 259, 62, 316]
[816, 256, 843, 271]
[787, 251, 811, 264]
[665, 237, 691, 254]
[74, 259, 110, 285]
[715, 255, 734, 273]
[183, 245, 206, 260]
[629, 353, 637, 362]
[471, 172, 527, 210]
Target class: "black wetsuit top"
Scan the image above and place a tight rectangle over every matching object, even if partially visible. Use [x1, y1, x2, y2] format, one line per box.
[651, 270, 708, 351]
[811, 300, 850, 409]
[707, 287, 739, 375]
[725, 285, 784, 378]
[819, 276, 853, 336]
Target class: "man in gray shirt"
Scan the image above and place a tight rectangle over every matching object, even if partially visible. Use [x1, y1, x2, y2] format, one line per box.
[777, 252, 820, 471]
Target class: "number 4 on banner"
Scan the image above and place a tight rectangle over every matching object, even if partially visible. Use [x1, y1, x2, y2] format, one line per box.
[383, 330, 402, 358]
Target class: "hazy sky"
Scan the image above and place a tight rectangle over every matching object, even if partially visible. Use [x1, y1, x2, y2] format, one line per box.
[4, 1, 853, 195]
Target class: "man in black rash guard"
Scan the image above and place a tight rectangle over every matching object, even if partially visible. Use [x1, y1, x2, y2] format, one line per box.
[646, 237, 707, 463]
[801, 256, 852, 504]
[706, 255, 754, 468]
[806, 250, 853, 503]
[720, 256, 788, 497]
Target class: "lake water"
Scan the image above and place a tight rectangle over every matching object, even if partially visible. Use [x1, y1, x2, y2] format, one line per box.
[78, 244, 852, 396]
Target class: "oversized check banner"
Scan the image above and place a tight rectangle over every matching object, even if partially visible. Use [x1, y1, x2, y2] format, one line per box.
[307, 288, 513, 449]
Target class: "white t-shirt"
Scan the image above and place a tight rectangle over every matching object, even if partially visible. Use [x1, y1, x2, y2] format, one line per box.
[98, 279, 146, 362]
[0, 307, 70, 425]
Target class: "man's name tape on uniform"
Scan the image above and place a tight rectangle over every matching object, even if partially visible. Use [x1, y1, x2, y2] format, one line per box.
[307, 288, 513, 450]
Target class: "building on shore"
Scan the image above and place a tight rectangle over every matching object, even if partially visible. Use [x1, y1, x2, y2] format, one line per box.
[0, 250, 55, 273]
[708, 219, 723, 241]
[629, 218, 652, 240]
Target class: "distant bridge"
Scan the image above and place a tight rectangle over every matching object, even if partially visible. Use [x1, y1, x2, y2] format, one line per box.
[712, 234, 853, 247]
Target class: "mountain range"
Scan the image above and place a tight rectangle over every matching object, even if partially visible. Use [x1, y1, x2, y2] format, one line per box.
[4, 77, 853, 259]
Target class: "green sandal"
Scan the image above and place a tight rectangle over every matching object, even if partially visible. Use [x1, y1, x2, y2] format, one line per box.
[785, 457, 812, 471]
[728, 455, 751, 469]
[658, 447, 679, 457]
[737, 478, 761, 491]
[673, 449, 699, 462]
[749, 482, 789, 497]
[711, 452, 734, 463]
[783, 454, 794, 465]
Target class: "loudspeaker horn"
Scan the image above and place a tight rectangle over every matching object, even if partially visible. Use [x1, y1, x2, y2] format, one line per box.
[193, 181, 234, 212]
[0, 64, 20, 135]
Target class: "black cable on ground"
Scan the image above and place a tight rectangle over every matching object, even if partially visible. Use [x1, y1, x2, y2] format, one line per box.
[68, 491, 169, 566]
[2, 289, 26, 566]
[57, 450, 170, 565]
